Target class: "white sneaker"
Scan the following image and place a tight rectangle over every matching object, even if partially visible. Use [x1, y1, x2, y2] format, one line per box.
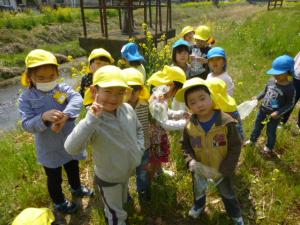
[232, 216, 245, 225]
[188, 205, 204, 218]
[244, 139, 253, 146]
[261, 146, 273, 157]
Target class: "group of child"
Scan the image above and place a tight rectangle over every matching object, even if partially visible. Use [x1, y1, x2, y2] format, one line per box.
[17, 23, 299, 225]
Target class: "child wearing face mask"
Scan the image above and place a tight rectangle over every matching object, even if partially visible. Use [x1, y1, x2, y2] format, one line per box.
[18, 49, 93, 214]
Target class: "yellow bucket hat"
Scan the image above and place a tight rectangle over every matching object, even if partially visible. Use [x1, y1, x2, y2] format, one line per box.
[194, 25, 211, 41]
[21, 49, 58, 87]
[123, 68, 150, 100]
[84, 65, 128, 105]
[206, 78, 237, 112]
[93, 65, 128, 88]
[12, 207, 55, 225]
[86, 48, 114, 73]
[180, 26, 194, 37]
[175, 77, 209, 103]
[147, 65, 186, 87]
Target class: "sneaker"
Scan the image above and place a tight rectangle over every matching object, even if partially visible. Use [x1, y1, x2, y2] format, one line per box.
[71, 185, 94, 198]
[277, 125, 283, 129]
[54, 200, 78, 214]
[244, 139, 254, 146]
[232, 216, 245, 225]
[188, 205, 204, 219]
[261, 146, 273, 157]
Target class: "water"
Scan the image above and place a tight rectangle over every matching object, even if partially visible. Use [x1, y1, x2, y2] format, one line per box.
[0, 57, 86, 132]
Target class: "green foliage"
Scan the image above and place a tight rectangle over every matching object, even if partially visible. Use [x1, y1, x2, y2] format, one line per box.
[0, 7, 118, 30]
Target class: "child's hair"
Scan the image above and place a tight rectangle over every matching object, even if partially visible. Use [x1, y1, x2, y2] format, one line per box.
[184, 85, 210, 107]
[172, 45, 190, 64]
[90, 56, 112, 64]
[129, 60, 142, 67]
[130, 85, 142, 92]
[173, 81, 184, 90]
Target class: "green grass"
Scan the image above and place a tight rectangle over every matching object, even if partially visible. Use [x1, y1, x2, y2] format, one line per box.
[0, 7, 118, 30]
[1, 3, 300, 225]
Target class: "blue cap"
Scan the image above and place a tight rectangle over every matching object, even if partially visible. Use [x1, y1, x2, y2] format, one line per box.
[121, 42, 145, 62]
[267, 55, 295, 75]
[172, 39, 190, 49]
[207, 47, 226, 60]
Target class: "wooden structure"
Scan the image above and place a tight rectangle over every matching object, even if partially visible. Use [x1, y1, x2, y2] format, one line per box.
[78, 0, 175, 59]
[267, 0, 283, 10]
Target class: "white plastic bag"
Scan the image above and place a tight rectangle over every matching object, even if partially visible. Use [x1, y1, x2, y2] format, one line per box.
[238, 99, 258, 120]
[190, 160, 221, 179]
[149, 86, 169, 123]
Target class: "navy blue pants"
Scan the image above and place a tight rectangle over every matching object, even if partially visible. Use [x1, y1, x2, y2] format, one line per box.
[250, 108, 280, 150]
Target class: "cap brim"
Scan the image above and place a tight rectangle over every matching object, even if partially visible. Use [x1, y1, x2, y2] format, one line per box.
[126, 54, 145, 62]
[193, 35, 208, 41]
[127, 81, 142, 86]
[208, 54, 225, 59]
[267, 68, 287, 75]
[213, 93, 237, 112]
[95, 81, 128, 88]
[28, 61, 59, 68]
[175, 83, 204, 103]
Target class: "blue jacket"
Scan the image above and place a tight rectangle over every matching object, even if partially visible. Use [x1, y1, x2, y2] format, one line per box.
[18, 83, 86, 168]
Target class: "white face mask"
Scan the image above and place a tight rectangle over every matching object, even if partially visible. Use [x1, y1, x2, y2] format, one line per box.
[36, 80, 58, 92]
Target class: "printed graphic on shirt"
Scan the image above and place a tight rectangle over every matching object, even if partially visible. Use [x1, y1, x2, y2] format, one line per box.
[190, 136, 203, 149]
[190, 48, 206, 75]
[262, 86, 283, 110]
[212, 134, 226, 148]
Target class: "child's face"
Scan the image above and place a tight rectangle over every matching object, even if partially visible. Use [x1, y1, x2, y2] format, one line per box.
[128, 86, 141, 105]
[95, 86, 126, 113]
[90, 59, 110, 73]
[30, 65, 59, 84]
[186, 89, 214, 118]
[195, 39, 208, 48]
[176, 50, 189, 66]
[208, 57, 226, 75]
[274, 74, 288, 83]
[184, 31, 194, 43]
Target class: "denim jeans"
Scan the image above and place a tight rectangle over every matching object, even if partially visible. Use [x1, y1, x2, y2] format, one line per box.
[136, 149, 150, 192]
[250, 108, 280, 150]
[193, 174, 242, 218]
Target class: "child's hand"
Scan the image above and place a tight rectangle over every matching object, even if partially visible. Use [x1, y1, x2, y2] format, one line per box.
[271, 111, 279, 119]
[198, 57, 208, 64]
[252, 96, 257, 100]
[42, 110, 64, 123]
[90, 94, 103, 118]
[183, 112, 191, 120]
[51, 114, 69, 133]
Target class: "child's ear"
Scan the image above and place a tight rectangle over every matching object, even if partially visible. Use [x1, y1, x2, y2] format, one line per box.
[90, 85, 97, 99]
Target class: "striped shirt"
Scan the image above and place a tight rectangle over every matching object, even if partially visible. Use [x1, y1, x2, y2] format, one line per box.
[135, 100, 151, 149]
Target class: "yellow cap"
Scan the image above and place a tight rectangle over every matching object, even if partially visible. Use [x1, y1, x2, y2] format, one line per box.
[83, 88, 93, 106]
[147, 65, 186, 87]
[12, 207, 55, 225]
[87, 48, 114, 73]
[88, 48, 114, 64]
[206, 78, 237, 112]
[175, 77, 208, 102]
[21, 49, 58, 87]
[123, 68, 150, 100]
[93, 65, 128, 88]
[180, 26, 194, 37]
[194, 25, 211, 41]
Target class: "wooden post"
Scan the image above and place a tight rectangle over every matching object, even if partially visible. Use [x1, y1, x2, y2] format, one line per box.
[98, 0, 104, 35]
[79, 0, 87, 37]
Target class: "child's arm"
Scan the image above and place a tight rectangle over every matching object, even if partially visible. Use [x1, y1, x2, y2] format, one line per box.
[61, 84, 83, 119]
[64, 111, 98, 155]
[274, 87, 296, 118]
[18, 93, 60, 133]
[255, 84, 268, 101]
[219, 122, 242, 177]
[136, 117, 145, 153]
[181, 127, 196, 167]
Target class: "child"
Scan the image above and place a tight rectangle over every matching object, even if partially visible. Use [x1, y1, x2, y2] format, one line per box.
[18, 49, 93, 214]
[175, 77, 244, 225]
[147, 65, 188, 130]
[80, 48, 114, 107]
[124, 68, 151, 202]
[190, 25, 212, 79]
[146, 65, 187, 176]
[180, 26, 195, 45]
[172, 39, 191, 78]
[245, 55, 295, 156]
[64, 65, 144, 225]
[206, 47, 234, 96]
[121, 42, 146, 80]
[206, 77, 245, 141]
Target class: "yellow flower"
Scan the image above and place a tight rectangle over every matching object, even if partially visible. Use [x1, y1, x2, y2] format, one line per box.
[67, 55, 73, 61]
